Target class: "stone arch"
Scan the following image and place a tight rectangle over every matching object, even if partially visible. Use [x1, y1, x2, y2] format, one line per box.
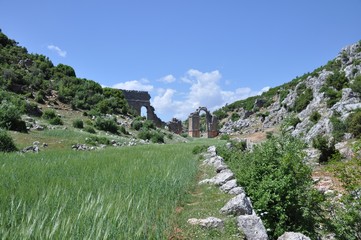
[188, 107, 218, 138]
[120, 89, 165, 127]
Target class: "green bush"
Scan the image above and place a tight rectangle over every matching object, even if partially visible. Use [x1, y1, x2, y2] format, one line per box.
[231, 112, 240, 122]
[312, 135, 339, 163]
[220, 134, 230, 141]
[83, 126, 96, 134]
[346, 110, 361, 138]
[150, 131, 164, 143]
[42, 109, 57, 120]
[350, 75, 361, 95]
[326, 71, 348, 91]
[72, 119, 84, 129]
[0, 101, 27, 132]
[309, 111, 321, 123]
[282, 114, 301, 130]
[49, 116, 63, 125]
[330, 114, 346, 142]
[0, 130, 17, 152]
[192, 145, 209, 155]
[218, 134, 323, 239]
[131, 119, 143, 131]
[293, 88, 313, 112]
[94, 117, 119, 134]
[85, 136, 110, 145]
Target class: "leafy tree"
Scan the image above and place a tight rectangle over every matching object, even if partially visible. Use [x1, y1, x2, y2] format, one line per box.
[346, 109, 361, 138]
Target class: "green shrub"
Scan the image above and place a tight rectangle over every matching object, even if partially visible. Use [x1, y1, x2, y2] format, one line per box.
[231, 112, 240, 122]
[119, 125, 128, 135]
[42, 109, 57, 120]
[0, 130, 17, 152]
[131, 119, 143, 131]
[330, 114, 346, 142]
[72, 119, 84, 129]
[94, 117, 119, 134]
[49, 116, 63, 125]
[350, 75, 361, 94]
[85, 136, 110, 145]
[150, 131, 164, 143]
[220, 134, 230, 141]
[282, 114, 301, 130]
[83, 126, 96, 134]
[293, 88, 313, 112]
[326, 71, 348, 91]
[321, 87, 342, 107]
[218, 134, 323, 239]
[138, 129, 151, 141]
[192, 145, 209, 155]
[312, 135, 339, 163]
[346, 110, 361, 138]
[309, 111, 321, 123]
[0, 101, 27, 132]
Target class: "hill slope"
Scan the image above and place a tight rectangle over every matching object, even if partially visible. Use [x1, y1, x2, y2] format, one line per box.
[216, 40, 361, 146]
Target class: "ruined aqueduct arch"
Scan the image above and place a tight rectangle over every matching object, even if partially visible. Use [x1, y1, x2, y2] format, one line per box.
[188, 107, 218, 138]
[121, 90, 164, 127]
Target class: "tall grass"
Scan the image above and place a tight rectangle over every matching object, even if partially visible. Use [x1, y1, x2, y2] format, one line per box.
[0, 143, 200, 239]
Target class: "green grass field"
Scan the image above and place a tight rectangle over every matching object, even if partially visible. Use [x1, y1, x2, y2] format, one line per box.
[0, 142, 216, 239]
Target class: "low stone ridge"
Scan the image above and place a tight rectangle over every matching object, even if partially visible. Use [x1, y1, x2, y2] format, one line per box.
[237, 214, 268, 240]
[277, 232, 311, 240]
[187, 217, 224, 230]
[191, 145, 268, 239]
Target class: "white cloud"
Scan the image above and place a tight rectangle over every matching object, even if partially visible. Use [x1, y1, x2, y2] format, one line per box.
[112, 80, 154, 91]
[47, 45, 67, 57]
[158, 74, 176, 83]
[152, 69, 268, 121]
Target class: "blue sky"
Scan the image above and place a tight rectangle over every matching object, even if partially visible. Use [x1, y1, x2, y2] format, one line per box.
[1, 1, 361, 121]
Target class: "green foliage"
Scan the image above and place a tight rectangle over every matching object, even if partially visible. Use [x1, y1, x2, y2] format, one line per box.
[282, 114, 301, 130]
[309, 111, 321, 123]
[138, 129, 165, 143]
[327, 144, 361, 239]
[321, 86, 342, 107]
[312, 135, 340, 163]
[346, 109, 361, 138]
[0, 100, 26, 132]
[330, 114, 346, 142]
[0, 130, 17, 152]
[230, 112, 240, 122]
[326, 71, 348, 91]
[72, 119, 84, 129]
[293, 87, 313, 112]
[218, 134, 323, 239]
[350, 75, 361, 94]
[42, 109, 56, 120]
[83, 126, 96, 134]
[42, 109, 63, 125]
[85, 136, 110, 145]
[192, 145, 209, 155]
[220, 134, 230, 141]
[94, 117, 119, 134]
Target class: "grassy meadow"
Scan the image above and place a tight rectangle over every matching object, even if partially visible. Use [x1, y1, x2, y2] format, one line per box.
[0, 142, 217, 239]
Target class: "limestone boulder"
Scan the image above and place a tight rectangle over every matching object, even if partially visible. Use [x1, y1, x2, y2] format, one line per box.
[277, 232, 310, 240]
[220, 193, 253, 216]
[237, 214, 268, 240]
[187, 217, 224, 230]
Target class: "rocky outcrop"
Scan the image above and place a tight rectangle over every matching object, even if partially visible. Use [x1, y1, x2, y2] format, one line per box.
[219, 40, 361, 152]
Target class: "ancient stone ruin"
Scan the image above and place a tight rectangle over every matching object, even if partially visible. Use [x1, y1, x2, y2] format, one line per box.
[167, 118, 183, 134]
[188, 107, 218, 138]
[121, 89, 165, 127]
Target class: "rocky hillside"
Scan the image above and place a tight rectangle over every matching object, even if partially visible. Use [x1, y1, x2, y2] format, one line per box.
[217, 40, 361, 148]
